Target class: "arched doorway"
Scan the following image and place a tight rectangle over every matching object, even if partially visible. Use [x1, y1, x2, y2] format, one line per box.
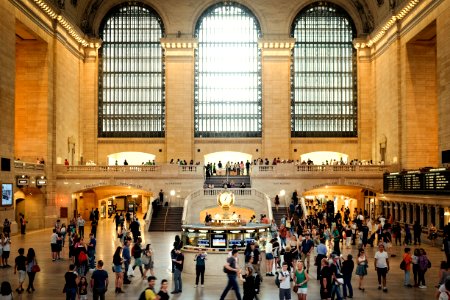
[107, 152, 156, 166]
[300, 151, 349, 165]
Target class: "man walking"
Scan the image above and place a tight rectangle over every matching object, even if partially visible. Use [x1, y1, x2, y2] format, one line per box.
[374, 243, 389, 292]
[278, 262, 292, 300]
[220, 249, 241, 300]
[300, 234, 314, 273]
[171, 248, 184, 294]
[90, 260, 108, 300]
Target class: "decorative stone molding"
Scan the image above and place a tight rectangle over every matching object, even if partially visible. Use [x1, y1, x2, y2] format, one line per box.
[160, 37, 198, 50]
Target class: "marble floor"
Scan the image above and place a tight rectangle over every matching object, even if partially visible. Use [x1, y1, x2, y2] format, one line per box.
[0, 219, 446, 300]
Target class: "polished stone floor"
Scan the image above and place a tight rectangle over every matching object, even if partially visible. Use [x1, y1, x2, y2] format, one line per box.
[0, 219, 445, 299]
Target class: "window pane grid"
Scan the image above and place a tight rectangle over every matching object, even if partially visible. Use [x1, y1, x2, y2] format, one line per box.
[98, 4, 165, 137]
[291, 4, 357, 137]
[194, 2, 262, 138]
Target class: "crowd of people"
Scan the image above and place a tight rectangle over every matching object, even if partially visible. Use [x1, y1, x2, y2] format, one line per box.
[1, 199, 450, 300]
[217, 199, 450, 300]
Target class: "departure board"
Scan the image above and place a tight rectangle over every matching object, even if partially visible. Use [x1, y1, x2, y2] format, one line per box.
[402, 173, 422, 190]
[424, 171, 450, 190]
[383, 169, 450, 194]
[384, 174, 402, 191]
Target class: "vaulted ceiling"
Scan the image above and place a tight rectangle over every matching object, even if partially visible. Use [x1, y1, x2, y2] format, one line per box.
[50, 0, 409, 38]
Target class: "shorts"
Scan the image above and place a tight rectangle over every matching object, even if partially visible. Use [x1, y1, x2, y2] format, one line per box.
[266, 253, 274, 260]
[113, 265, 122, 273]
[297, 287, 307, 294]
[2, 251, 9, 259]
[51, 243, 58, 252]
[144, 261, 154, 269]
[79, 295, 88, 300]
[18, 270, 26, 283]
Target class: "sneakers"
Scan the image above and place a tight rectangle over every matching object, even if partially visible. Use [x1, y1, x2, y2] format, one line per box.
[378, 285, 382, 290]
[201, 285, 204, 288]
[194, 285, 197, 288]
[419, 285, 427, 289]
[383, 287, 388, 292]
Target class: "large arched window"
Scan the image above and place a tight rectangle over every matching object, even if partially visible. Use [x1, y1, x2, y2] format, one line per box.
[194, 2, 262, 138]
[291, 3, 357, 137]
[98, 4, 165, 137]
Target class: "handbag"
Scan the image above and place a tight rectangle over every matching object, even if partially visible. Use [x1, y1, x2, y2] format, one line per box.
[293, 285, 299, 293]
[31, 264, 41, 272]
[336, 278, 344, 285]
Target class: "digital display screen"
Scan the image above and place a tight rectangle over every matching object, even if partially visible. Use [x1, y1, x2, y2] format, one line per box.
[211, 234, 227, 248]
[384, 170, 450, 194]
[2, 183, 13, 206]
[244, 238, 255, 245]
[229, 240, 242, 247]
[198, 239, 210, 247]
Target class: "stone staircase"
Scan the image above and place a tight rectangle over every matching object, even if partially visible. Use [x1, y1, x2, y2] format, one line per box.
[148, 207, 183, 232]
[272, 207, 289, 225]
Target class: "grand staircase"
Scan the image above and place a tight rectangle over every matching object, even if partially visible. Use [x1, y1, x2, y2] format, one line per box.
[148, 207, 183, 232]
[272, 207, 289, 224]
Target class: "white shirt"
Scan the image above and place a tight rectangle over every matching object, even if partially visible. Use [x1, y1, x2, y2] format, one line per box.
[3, 238, 10, 251]
[279, 270, 291, 289]
[374, 250, 388, 268]
[265, 242, 273, 254]
[439, 284, 450, 300]
[51, 233, 58, 244]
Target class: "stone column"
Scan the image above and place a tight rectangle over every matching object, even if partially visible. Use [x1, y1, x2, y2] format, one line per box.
[437, 9, 450, 160]
[435, 206, 441, 228]
[161, 38, 197, 162]
[354, 40, 373, 161]
[259, 38, 294, 160]
[80, 46, 100, 164]
[419, 204, 424, 226]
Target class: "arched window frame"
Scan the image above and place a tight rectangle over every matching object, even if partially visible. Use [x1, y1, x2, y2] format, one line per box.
[194, 2, 262, 138]
[290, 2, 357, 138]
[98, 3, 165, 138]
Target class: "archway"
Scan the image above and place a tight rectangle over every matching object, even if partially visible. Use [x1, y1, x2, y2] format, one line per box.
[70, 185, 154, 220]
[302, 185, 378, 220]
[203, 151, 252, 166]
[300, 151, 348, 165]
[107, 152, 156, 166]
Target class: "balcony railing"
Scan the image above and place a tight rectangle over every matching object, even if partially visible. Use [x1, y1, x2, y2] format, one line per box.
[55, 164, 203, 177]
[252, 164, 391, 177]
[14, 161, 46, 171]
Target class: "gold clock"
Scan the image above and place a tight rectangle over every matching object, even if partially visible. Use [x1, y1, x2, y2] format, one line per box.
[217, 190, 235, 209]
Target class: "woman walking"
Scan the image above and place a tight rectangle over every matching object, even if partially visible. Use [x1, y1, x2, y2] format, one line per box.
[25, 248, 37, 293]
[293, 261, 309, 300]
[142, 244, 155, 278]
[355, 248, 368, 291]
[112, 246, 124, 293]
[265, 239, 274, 276]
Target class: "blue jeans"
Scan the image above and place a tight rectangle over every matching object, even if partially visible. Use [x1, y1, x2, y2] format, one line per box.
[65, 287, 77, 300]
[280, 237, 287, 248]
[343, 275, 353, 298]
[331, 283, 343, 300]
[220, 275, 241, 300]
[174, 268, 182, 292]
[88, 249, 96, 269]
[404, 270, 411, 285]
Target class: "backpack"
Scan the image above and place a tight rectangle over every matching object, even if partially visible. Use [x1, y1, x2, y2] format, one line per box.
[275, 272, 280, 287]
[138, 288, 152, 300]
[78, 251, 88, 264]
[400, 260, 406, 270]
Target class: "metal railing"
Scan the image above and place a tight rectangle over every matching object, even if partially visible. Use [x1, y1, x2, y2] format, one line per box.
[253, 164, 391, 176]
